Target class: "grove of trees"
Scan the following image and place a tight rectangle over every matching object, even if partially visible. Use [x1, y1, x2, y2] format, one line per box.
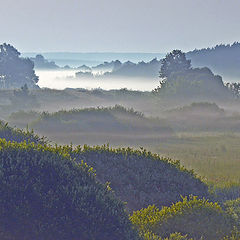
[154, 50, 231, 100]
[0, 43, 39, 89]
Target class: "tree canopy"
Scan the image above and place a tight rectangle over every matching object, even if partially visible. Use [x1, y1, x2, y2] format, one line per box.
[0, 43, 39, 89]
[155, 50, 232, 100]
[159, 50, 191, 79]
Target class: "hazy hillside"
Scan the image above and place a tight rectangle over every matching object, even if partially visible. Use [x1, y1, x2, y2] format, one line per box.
[164, 102, 240, 132]
[0, 139, 141, 240]
[70, 145, 209, 211]
[8, 105, 174, 145]
[0, 124, 208, 212]
[0, 123, 238, 240]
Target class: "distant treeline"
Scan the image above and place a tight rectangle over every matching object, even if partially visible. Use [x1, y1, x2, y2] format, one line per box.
[76, 58, 161, 78]
[187, 42, 240, 80]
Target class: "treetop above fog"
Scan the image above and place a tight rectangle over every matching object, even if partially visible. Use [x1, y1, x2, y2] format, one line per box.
[159, 50, 191, 78]
[0, 43, 39, 89]
[155, 49, 232, 100]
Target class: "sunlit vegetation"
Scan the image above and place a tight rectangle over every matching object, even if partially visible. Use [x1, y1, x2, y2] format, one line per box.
[0, 119, 45, 144]
[224, 198, 240, 225]
[0, 139, 141, 240]
[70, 144, 208, 211]
[130, 196, 236, 240]
[1, 111, 240, 239]
[0, 44, 240, 239]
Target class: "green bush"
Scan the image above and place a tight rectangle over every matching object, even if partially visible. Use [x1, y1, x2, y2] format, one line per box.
[0, 139, 141, 240]
[224, 198, 240, 225]
[223, 227, 240, 240]
[143, 232, 193, 240]
[30, 105, 173, 135]
[0, 123, 209, 212]
[130, 196, 235, 240]
[0, 120, 44, 144]
[70, 145, 209, 211]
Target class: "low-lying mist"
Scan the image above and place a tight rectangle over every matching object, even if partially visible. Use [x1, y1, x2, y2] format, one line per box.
[36, 70, 159, 91]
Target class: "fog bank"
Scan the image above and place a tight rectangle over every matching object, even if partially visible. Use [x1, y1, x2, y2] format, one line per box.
[36, 70, 159, 91]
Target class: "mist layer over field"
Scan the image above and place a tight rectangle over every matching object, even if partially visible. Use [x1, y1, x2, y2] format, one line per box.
[36, 70, 159, 91]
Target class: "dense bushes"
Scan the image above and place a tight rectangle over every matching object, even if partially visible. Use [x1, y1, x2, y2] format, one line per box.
[142, 232, 193, 240]
[0, 120, 44, 144]
[130, 196, 236, 240]
[29, 105, 173, 136]
[70, 145, 209, 211]
[223, 227, 240, 240]
[224, 198, 240, 225]
[1, 124, 238, 239]
[0, 139, 140, 240]
[0, 122, 209, 213]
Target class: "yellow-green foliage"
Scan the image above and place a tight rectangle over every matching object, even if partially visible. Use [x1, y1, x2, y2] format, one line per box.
[0, 121, 209, 212]
[70, 145, 209, 211]
[224, 198, 240, 225]
[130, 196, 235, 240]
[223, 227, 240, 240]
[0, 138, 141, 240]
[0, 120, 45, 144]
[143, 232, 193, 240]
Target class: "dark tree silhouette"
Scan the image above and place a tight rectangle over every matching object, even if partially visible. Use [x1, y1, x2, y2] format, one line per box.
[154, 50, 232, 100]
[0, 43, 39, 89]
[159, 50, 191, 78]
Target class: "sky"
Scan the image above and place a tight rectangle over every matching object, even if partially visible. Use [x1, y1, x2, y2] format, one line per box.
[1, 0, 240, 53]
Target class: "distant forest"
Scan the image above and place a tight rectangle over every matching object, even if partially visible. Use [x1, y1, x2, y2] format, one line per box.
[75, 42, 240, 81]
[187, 42, 240, 81]
[27, 42, 240, 82]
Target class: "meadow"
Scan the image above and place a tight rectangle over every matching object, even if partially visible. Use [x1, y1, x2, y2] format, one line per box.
[150, 133, 240, 188]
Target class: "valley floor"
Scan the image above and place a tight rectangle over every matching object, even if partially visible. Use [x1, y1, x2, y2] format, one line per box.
[149, 133, 240, 188]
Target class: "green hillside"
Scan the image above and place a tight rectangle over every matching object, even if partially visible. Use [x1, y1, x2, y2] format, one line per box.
[0, 139, 140, 240]
[70, 145, 209, 211]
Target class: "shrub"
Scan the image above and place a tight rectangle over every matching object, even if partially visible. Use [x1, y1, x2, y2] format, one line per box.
[0, 120, 44, 144]
[224, 198, 240, 225]
[223, 227, 240, 240]
[70, 145, 209, 211]
[130, 196, 235, 240]
[143, 232, 193, 240]
[210, 186, 240, 204]
[30, 105, 173, 136]
[0, 139, 141, 240]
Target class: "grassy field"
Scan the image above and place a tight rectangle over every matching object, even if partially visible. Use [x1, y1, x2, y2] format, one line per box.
[150, 133, 240, 188]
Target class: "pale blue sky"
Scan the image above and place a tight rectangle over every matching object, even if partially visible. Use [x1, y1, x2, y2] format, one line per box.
[1, 0, 240, 52]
